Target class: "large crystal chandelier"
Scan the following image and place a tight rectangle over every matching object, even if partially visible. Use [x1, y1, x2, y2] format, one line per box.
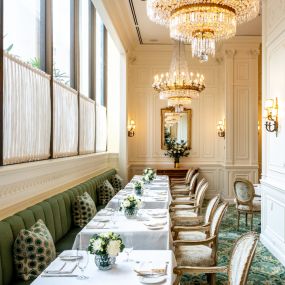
[152, 41, 205, 108]
[147, 0, 259, 61]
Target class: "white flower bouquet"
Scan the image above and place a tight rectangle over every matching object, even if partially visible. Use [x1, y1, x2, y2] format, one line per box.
[120, 195, 142, 218]
[134, 181, 144, 196]
[88, 232, 125, 256]
[142, 167, 156, 182]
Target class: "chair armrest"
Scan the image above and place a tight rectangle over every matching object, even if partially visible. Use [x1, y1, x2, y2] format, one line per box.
[173, 235, 216, 246]
[172, 223, 210, 233]
[173, 265, 228, 275]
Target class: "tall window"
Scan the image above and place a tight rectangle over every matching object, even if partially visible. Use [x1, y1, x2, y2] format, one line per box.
[96, 12, 105, 105]
[4, 0, 44, 69]
[53, 0, 72, 85]
[80, 0, 90, 97]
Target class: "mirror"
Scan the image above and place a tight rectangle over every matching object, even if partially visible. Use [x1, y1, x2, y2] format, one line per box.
[161, 108, 192, 150]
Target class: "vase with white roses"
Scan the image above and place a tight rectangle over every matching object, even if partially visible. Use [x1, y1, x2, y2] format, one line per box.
[142, 168, 156, 183]
[164, 138, 190, 168]
[134, 181, 144, 196]
[88, 232, 125, 270]
[120, 195, 142, 219]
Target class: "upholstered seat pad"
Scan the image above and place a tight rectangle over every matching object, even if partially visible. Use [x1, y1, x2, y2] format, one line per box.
[236, 198, 261, 212]
[178, 231, 207, 241]
[173, 211, 203, 226]
[175, 197, 191, 202]
[176, 245, 214, 267]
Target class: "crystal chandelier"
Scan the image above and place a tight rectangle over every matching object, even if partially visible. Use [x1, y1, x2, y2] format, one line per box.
[152, 41, 205, 108]
[147, 0, 260, 61]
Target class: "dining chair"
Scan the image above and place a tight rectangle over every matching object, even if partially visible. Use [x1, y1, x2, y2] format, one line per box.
[173, 202, 229, 285]
[171, 168, 195, 186]
[172, 195, 220, 240]
[233, 178, 261, 230]
[171, 172, 200, 195]
[173, 232, 259, 285]
[171, 182, 209, 226]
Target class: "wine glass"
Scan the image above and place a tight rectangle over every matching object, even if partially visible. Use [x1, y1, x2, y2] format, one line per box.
[77, 249, 89, 280]
[124, 234, 134, 262]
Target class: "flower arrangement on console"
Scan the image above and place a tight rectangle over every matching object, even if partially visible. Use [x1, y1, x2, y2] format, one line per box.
[120, 195, 142, 218]
[142, 167, 156, 183]
[134, 180, 144, 196]
[88, 232, 125, 270]
[164, 138, 190, 168]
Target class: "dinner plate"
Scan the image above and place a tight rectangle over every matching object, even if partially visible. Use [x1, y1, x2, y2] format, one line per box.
[139, 276, 166, 284]
[147, 225, 164, 230]
[151, 215, 167, 218]
[93, 218, 110, 222]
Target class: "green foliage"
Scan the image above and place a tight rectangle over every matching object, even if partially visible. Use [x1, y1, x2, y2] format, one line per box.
[164, 138, 190, 159]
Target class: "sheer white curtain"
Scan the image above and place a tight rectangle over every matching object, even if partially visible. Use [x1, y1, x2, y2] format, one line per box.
[96, 104, 107, 152]
[79, 95, 95, 154]
[3, 53, 51, 165]
[53, 81, 78, 158]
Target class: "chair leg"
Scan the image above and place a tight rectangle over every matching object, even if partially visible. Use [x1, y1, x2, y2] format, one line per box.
[251, 213, 254, 231]
[209, 273, 216, 285]
[245, 213, 248, 226]
[237, 211, 240, 230]
[173, 274, 182, 285]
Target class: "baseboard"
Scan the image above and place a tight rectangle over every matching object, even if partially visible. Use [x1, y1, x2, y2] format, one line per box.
[260, 233, 285, 267]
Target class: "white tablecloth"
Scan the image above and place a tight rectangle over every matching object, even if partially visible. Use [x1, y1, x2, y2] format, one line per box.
[31, 250, 176, 285]
[72, 209, 171, 250]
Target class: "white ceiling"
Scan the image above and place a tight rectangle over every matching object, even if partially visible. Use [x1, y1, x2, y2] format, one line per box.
[128, 0, 262, 45]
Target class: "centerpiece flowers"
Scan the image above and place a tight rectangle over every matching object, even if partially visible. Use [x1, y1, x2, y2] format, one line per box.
[142, 167, 156, 183]
[134, 180, 144, 196]
[120, 195, 142, 219]
[88, 232, 125, 270]
[164, 138, 190, 168]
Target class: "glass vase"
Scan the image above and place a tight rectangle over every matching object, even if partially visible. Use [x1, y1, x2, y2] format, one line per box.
[124, 207, 138, 219]
[94, 254, 113, 271]
[134, 187, 143, 196]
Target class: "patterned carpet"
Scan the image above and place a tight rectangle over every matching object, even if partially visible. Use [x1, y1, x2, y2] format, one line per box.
[181, 205, 285, 284]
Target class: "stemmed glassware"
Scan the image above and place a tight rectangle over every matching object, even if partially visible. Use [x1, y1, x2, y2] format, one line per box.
[124, 234, 134, 262]
[77, 249, 89, 280]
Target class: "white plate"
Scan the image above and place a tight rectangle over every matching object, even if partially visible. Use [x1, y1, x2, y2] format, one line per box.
[139, 276, 166, 284]
[147, 225, 164, 230]
[93, 218, 110, 222]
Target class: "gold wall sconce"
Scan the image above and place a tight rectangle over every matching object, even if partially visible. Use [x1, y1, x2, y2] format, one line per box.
[264, 98, 278, 136]
[128, 120, 136, 137]
[217, 120, 225, 138]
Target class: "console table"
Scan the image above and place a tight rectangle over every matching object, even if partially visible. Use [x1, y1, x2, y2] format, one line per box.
[156, 168, 189, 180]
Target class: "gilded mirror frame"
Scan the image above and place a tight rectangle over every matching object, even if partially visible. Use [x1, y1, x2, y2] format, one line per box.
[161, 107, 192, 150]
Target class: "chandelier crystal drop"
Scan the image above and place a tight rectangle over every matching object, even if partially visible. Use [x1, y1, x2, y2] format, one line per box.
[147, 0, 260, 61]
[152, 41, 205, 107]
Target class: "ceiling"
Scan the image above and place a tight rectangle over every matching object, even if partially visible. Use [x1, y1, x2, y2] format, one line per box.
[127, 0, 262, 45]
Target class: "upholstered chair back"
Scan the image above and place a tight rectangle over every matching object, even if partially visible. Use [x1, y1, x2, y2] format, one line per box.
[229, 232, 259, 285]
[204, 195, 220, 224]
[210, 202, 228, 237]
[194, 182, 208, 214]
[193, 177, 207, 198]
[234, 178, 255, 205]
[189, 172, 199, 192]
[184, 168, 194, 184]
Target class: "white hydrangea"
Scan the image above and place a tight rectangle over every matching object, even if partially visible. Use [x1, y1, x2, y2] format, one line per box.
[107, 240, 121, 256]
[123, 200, 131, 208]
[91, 238, 104, 251]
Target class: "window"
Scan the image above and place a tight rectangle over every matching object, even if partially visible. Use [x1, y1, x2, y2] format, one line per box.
[53, 0, 72, 85]
[79, 0, 91, 97]
[96, 12, 105, 105]
[4, 0, 44, 68]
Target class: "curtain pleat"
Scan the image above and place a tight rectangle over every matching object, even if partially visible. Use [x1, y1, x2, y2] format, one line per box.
[96, 104, 107, 152]
[3, 53, 51, 165]
[53, 81, 78, 158]
[79, 95, 95, 154]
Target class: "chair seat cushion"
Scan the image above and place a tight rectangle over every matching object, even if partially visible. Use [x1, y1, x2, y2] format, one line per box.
[172, 211, 203, 226]
[14, 219, 56, 281]
[236, 198, 261, 212]
[176, 245, 214, 267]
[177, 231, 207, 241]
[174, 197, 192, 202]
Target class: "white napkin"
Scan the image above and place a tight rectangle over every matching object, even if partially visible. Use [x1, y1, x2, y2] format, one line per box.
[144, 219, 167, 227]
[147, 210, 167, 216]
[85, 221, 105, 229]
[44, 260, 77, 274]
[134, 261, 167, 275]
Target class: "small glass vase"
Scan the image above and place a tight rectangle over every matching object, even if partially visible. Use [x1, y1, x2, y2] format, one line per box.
[134, 187, 144, 196]
[94, 254, 113, 271]
[124, 207, 138, 219]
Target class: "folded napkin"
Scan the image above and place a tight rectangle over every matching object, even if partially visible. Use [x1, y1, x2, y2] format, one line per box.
[85, 221, 105, 229]
[147, 210, 167, 216]
[134, 261, 167, 275]
[44, 260, 77, 274]
[144, 219, 167, 227]
[97, 210, 113, 216]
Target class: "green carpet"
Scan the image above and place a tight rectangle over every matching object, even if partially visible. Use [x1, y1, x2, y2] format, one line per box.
[181, 205, 285, 284]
